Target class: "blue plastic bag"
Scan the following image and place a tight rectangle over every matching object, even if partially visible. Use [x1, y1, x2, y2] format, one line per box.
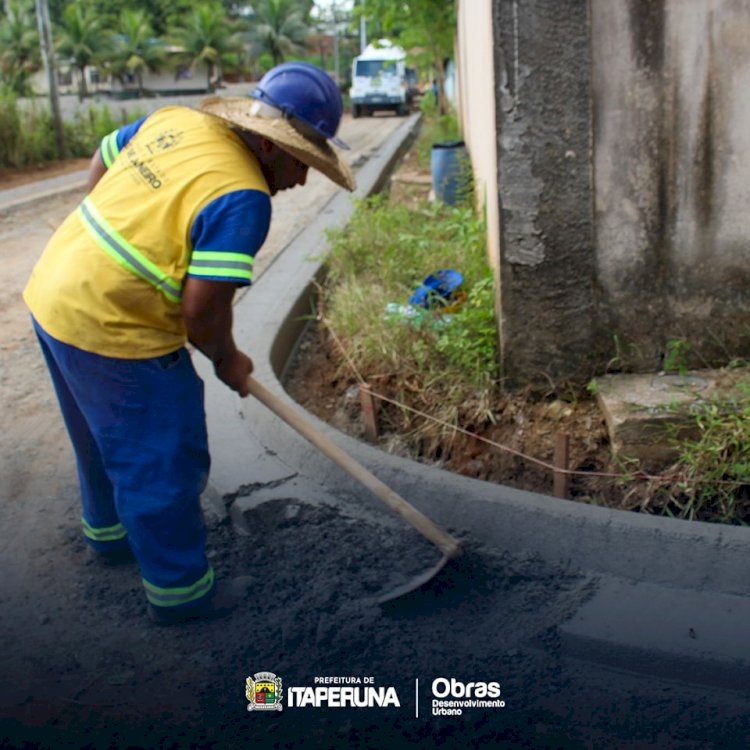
[409, 269, 464, 309]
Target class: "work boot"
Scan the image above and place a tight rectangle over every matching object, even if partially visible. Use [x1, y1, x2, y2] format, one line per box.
[86, 545, 136, 566]
[147, 576, 253, 626]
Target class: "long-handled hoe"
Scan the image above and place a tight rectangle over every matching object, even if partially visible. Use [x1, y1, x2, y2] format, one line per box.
[247, 376, 462, 604]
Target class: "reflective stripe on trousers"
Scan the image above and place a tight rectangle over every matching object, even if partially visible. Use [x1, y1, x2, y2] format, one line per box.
[33, 318, 215, 610]
[82, 517, 128, 543]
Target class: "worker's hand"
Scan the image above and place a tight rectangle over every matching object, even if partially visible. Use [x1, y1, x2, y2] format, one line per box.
[214, 350, 254, 397]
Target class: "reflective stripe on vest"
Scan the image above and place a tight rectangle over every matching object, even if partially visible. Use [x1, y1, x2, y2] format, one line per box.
[142, 567, 215, 608]
[100, 131, 120, 168]
[78, 197, 183, 304]
[188, 250, 254, 283]
[81, 517, 128, 542]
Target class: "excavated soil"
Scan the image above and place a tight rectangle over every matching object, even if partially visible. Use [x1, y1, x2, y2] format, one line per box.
[284, 325, 615, 504]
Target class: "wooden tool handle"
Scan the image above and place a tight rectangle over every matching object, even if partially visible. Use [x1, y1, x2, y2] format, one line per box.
[247, 376, 461, 558]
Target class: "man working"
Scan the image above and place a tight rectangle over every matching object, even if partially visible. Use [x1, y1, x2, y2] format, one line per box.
[23, 62, 355, 625]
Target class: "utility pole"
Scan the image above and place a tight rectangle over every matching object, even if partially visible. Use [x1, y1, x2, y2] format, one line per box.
[35, 0, 66, 159]
[331, 0, 339, 84]
[360, 0, 366, 53]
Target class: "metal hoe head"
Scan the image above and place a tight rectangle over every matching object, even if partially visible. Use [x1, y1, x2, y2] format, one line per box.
[375, 546, 462, 605]
[247, 376, 464, 607]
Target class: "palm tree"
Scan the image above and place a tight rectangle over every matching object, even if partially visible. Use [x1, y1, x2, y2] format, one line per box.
[249, 0, 308, 68]
[55, 1, 113, 101]
[0, 0, 40, 95]
[111, 8, 165, 97]
[170, 3, 235, 93]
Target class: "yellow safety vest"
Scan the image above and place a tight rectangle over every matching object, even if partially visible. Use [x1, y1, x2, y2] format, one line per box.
[24, 106, 269, 358]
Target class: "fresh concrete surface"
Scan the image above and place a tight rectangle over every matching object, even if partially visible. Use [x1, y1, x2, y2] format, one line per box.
[560, 577, 750, 691]
[195, 113, 750, 689]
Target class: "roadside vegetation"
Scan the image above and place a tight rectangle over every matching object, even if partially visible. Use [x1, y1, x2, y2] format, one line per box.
[0, 91, 137, 166]
[318, 101, 500, 450]
[291, 100, 750, 527]
[620, 381, 750, 524]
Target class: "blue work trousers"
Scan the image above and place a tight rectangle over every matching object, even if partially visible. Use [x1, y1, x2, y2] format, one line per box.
[33, 319, 215, 610]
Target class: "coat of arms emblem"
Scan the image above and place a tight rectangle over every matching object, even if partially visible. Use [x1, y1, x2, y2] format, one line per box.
[246, 671, 283, 711]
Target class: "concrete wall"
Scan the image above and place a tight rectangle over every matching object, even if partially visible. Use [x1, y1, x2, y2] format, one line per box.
[19, 83, 253, 123]
[594, 0, 750, 371]
[31, 61, 214, 99]
[456, 0, 501, 281]
[456, 0, 750, 384]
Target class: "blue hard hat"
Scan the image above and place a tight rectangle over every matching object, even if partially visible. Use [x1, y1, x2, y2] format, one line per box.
[251, 62, 349, 149]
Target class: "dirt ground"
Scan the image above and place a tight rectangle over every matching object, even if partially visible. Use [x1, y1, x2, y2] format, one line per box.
[2, 139, 750, 749]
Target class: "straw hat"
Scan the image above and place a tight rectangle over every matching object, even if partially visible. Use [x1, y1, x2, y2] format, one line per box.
[198, 96, 356, 192]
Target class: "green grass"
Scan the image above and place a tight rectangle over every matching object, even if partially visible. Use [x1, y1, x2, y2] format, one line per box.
[64, 103, 140, 159]
[324, 194, 497, 386]
[0, 90, 57, 167]
[659, 385, 750, 523]
[0, 89, 142, 167]
[319, 112, 499, 446]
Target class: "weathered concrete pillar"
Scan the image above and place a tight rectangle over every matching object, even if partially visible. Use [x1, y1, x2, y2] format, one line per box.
[493, 0, 598, 386]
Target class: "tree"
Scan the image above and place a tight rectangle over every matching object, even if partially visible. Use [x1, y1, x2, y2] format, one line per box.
[72, 0, 194, 37]
[45, 0, 67, 25]
[248, 0, 308, 68]
[55, 0, 112, 100]
[111, 8, 165, 97]
[170, 2, 236, 92]
[0, 0, 40, 95]
[142, 0, 196, 37]
[359, 0, 456, 114]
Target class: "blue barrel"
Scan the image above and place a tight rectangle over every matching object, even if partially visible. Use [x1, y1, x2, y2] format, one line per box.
[431, 140, 468, 205]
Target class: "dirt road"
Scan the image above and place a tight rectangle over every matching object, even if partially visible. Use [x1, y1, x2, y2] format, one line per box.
[0, 111, 402, 576]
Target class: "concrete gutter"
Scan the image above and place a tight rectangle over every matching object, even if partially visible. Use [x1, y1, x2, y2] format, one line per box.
[187, 111, 750, 689]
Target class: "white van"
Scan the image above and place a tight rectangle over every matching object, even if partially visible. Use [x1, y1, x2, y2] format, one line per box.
[350, 40, 416, 118]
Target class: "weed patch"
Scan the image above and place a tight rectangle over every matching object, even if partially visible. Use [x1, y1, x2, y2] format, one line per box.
[623, 386, 750, 523]
[323, 190, 496, 380]
[0, 91, 141, 168]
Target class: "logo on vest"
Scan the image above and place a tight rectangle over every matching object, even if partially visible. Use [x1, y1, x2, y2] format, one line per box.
[145, 128, 183, 154]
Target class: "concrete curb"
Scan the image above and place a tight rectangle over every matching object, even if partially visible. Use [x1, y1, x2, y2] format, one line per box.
[196, 112, 749, 685]
[0, 172, 88, 214]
